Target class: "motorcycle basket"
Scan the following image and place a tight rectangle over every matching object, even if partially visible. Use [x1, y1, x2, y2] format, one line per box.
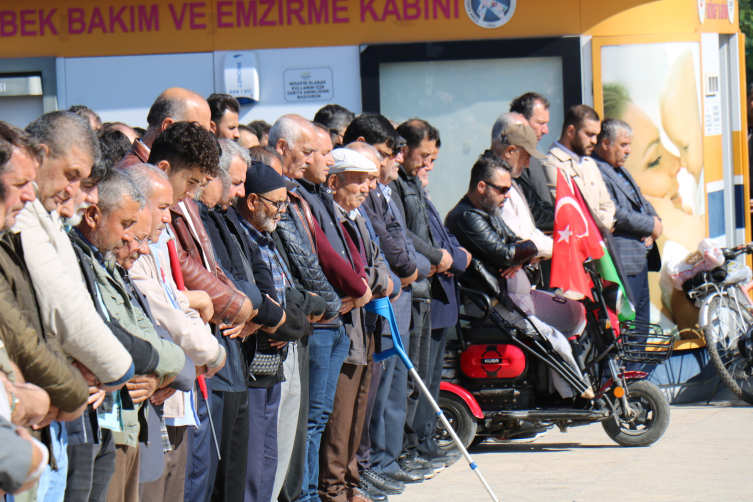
[616, 321, 674, 364]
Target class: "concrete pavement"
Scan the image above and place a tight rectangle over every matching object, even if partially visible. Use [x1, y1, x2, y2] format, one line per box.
[395, 402, 753, 502]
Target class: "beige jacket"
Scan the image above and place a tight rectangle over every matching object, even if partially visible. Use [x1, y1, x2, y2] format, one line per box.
[542, 144, 616, 230]
[129, 249, 223, 368]
[13, 199, 133, 384]
[130, 249, 225, 419]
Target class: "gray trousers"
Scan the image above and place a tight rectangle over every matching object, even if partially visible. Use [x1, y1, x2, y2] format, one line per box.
[64, 430, 116, 502]
[403, 299, 431, 456]
[478, 290, 586, 398]
[270, 342, 302, 502]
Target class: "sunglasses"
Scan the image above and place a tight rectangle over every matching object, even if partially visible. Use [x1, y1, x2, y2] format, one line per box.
[485, 181, 511, 195]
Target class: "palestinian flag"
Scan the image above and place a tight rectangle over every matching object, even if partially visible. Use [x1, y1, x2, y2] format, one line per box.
[551, 169, 636, 322]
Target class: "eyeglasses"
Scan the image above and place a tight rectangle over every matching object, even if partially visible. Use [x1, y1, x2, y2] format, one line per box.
[133, 234, 153, 247]
[258, 194, 290, 213]
[485, 181, 511, 195]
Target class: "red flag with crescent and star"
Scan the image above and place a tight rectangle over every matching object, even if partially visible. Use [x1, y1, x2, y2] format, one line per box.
[550, 168, 604, 300]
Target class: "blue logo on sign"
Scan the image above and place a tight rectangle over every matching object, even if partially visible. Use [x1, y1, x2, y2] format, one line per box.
[465, 0, 516, 29]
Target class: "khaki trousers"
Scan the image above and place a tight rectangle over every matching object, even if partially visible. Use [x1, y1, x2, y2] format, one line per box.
[105, 445, 140, 502]
[318, 333, 374, 502]
[140, 426, 189, 502]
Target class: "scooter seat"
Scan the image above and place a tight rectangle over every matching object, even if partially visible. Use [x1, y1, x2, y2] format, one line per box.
[461, 325, 518, 344]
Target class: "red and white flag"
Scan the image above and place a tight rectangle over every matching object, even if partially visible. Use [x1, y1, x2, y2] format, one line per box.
[550, 168, 604, 300]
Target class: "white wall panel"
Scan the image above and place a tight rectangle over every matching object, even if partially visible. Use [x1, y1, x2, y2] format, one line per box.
[63, 53, 215, 127]
[213, 46, 362, 124]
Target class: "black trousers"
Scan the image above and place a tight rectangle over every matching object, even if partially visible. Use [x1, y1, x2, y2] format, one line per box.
[211, 390, 250, 502]
[626, 262, 650, 326]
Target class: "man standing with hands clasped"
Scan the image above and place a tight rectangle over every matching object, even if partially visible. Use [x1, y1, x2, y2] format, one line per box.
[592, 119, 661, 326]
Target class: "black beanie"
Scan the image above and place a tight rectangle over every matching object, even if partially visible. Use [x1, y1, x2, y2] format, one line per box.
[244, 161, 286, 195]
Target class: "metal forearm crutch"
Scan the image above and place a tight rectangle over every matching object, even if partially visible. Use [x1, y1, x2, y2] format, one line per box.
[365, 298, 499, 502]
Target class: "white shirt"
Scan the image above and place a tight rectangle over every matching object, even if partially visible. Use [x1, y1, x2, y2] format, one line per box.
[502, 180, 553, 259]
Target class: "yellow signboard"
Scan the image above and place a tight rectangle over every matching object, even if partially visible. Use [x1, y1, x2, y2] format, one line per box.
[0, 0, 717, 59]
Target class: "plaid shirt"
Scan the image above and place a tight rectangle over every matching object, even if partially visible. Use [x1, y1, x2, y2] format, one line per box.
[238, 217, 288, 309]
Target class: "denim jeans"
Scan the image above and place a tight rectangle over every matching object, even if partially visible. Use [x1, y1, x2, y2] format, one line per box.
[8, 422, 68, 502]
[39, 421, 68, 502]
[299, 325, 350, 502]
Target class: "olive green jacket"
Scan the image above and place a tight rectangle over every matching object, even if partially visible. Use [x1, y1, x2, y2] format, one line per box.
[71, 233, 184, 447]
[0, 232, 88, 412]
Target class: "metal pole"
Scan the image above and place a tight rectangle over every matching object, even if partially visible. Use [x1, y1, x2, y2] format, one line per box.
[407, 367, 499, 502]
[366, 298, 499, 502]
[198, 375, 221, 460]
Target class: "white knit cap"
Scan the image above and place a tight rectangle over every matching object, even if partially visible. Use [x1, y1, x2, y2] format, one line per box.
[329, 148, 379, 174]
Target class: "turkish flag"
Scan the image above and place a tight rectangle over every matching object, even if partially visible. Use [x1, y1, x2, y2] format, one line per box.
[550, 169, 604, 300]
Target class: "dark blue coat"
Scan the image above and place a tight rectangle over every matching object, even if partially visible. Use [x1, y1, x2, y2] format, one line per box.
[426, 197, 465, 330]
[198, 202, 256, 392]
[362, 186, 417, 279]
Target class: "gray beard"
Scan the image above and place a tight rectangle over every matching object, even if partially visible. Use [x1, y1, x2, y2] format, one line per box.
[63, 202, 91, 228]
[250, 210, 276, 233]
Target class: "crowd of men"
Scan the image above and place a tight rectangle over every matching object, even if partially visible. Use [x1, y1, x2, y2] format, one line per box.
[0, 88, 661, 502]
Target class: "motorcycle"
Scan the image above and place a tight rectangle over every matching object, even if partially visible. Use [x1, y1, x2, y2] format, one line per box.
[435, 259, 672, 449]
[684, 242, 753, 404]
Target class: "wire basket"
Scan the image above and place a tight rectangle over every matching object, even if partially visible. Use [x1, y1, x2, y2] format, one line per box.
[616, 321, 674, 364]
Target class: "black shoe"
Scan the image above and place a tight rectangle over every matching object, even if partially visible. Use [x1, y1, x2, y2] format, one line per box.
[359, 479, 388, 502]
[414, 456, 445, 473]
[398, 455, 444, 473]
[384, 466, 428, 483]
[422, 449, 462, 466]
[360, 469, 405, 495]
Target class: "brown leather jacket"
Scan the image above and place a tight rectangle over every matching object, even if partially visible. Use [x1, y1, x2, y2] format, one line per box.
[169, 199, 247, 326]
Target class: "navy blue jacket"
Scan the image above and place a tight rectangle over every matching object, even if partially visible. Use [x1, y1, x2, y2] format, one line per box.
[426, 197, 466, 330]
[362, 186, 417, 279]
[198, 202, 255, 392]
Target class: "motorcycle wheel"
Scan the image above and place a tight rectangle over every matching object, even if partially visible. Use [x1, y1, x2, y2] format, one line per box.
[435, 392, 477, 451]
[702, 293, 753, 405]
[602, 380, 670, 447]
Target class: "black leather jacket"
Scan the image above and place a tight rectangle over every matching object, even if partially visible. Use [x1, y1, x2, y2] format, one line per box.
[273, 184, 342, 320]
[444, 195, 537, 306]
